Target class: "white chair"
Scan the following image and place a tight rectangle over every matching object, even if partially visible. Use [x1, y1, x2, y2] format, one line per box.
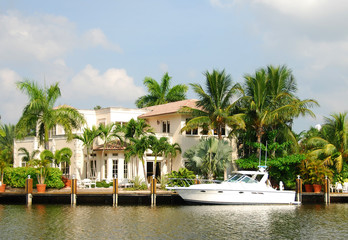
[335, 182, 343, 192]
[82, 179, 92, 188]
[343, 183, 348, 193]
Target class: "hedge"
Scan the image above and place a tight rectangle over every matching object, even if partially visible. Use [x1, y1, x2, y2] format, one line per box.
[3, 167, 65, 189]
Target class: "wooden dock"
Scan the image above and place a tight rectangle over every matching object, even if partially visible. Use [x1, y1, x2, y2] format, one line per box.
[0, 188, 184, 205]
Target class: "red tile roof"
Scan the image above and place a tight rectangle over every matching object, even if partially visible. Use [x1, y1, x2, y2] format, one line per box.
[138, 99, 199, 118]
[94, 140, 127, 151]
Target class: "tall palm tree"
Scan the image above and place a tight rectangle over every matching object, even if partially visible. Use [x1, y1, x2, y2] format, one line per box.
[135, 72, 188, 108]
[16, 80, 86, 150]
[124, 119, 153, 180]
[181, 69, 245, 140]
[125, 136, 150, 185]
[73, 126, 100, 178]
[308, 112, 348, 172]
[243, 65, 318, 148]
[164, 142, 182, 172]
[98, 123, 115, 162]
[124, 118, 154, 140]
[148, 135, 169, 177]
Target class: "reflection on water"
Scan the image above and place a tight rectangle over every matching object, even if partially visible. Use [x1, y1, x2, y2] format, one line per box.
[0, 204, 347, 239]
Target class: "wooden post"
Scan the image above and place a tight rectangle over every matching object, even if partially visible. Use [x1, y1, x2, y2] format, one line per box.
[113, 176, 118, 207]
[151, 175, 156, 206]
[324, 176, 330, 204]
[71, 176, 77, 206]
[296, 176, 302, 203]
[25, 176, 33, 206]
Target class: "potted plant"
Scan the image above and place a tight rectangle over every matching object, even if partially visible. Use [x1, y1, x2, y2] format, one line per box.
[299, 158, 314, 192]
[0, 148, 11, 192]
[29, 150, 54, 193]
[54, 148, 72, 188]
[301, 158, 333, 193]
[307, 159, 333, 193]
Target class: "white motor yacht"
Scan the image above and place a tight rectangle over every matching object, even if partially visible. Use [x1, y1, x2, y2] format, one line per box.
[166, 168, 298, 205]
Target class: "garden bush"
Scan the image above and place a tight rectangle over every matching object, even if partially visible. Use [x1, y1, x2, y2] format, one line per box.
[4, 167, 64, 189]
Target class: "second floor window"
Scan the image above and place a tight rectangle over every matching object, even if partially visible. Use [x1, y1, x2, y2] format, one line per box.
[185, 119, 198, 135]
[162, 121, 170, 133]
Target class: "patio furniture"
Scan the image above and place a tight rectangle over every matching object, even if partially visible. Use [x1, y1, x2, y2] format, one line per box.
[120, 178, 134, 188]
[335, 182, 343, 193]
[81, 179, 97, 188]
[343, 183, 348, 193]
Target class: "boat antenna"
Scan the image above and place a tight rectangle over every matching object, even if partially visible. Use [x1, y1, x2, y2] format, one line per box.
[265, 141, 267, 167]
[258, 142, 261, 167]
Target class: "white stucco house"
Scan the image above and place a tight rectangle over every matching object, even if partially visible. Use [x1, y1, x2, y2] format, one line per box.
[13, 99, 237, 181]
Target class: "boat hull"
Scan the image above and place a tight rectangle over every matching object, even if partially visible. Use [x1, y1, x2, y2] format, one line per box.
[169, 188, 296, 205]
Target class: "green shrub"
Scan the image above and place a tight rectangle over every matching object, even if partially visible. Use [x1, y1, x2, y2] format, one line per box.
[166, 168, 196, 187]
[236, 154, 305, 189]
[96, 180, 112, 188]
[4, 167, 64, 189]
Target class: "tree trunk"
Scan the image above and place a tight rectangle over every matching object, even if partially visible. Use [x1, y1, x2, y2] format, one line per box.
[141, 157, 148, 186]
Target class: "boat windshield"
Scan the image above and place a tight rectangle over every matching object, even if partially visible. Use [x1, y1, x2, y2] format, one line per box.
[227, 174, 259, 183]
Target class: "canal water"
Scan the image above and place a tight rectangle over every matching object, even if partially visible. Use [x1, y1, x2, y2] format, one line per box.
[0, 204, 347, 239]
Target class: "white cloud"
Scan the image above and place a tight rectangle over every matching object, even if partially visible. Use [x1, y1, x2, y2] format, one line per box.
[84, 29, 122, 53]
[159, 63, 169, 73]
[0, 11, 122, 63]
[0, 69, 26, 123]
[65, 65, 145, 104]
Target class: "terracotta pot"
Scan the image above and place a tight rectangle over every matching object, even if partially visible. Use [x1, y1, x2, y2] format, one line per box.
[36, 184, 46, 193]
[65, 179, 72, 188]
[304, 184, 313, 192]
[0, 184, 6, 192]
[313, 184, 322, 193]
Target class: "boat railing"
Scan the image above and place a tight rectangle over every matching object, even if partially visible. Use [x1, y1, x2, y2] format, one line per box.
[167, 178, 222, 187]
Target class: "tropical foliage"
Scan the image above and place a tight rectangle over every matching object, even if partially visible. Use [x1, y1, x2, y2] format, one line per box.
[238, 65, 318, 157]
[306, 113, 348, 172]
[181, 69, 245, 139]
[135, 72, 188, 108]
[3, 167, 64, 188]
[166, 168, 196, 187]
[16, 79, 85, 149]
[184, 137, 232, 180]
[28, 150, 54, 184]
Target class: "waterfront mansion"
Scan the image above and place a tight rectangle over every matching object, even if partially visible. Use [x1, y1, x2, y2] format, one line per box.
[13, 99, 237, 181]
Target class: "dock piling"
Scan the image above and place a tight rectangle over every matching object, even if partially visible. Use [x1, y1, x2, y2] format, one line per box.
[113, 175, 118, 207]
[296, 175, 302, 203]
[71, 175, 77, 206]
[25, 175, 33, 206]
[151, 175, 156, 206]
[324, 176, 330, 204]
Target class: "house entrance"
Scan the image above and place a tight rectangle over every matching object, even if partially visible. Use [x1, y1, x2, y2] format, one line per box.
[146, 162, 161, 182]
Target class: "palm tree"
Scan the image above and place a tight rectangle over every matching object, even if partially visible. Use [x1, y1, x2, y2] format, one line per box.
[0, 124, 15, 164]
[243, 65, 318, 148]
[18, 147, 40, 165]
[148, 136, 170, 177]
[28, 149, 54, 184]
[135, 72, 188, 108]
[73, 126, 100, 178]
[124, 118, 154, 140]
[164, 142, 182, 172]
[184, 137, 232, 180]
[125, 136, 150, 185]
[16, 80, 86, 150]
[307, 112, 348, 172]
[181, 69, 245, 140]
[98, 123, 115, 162]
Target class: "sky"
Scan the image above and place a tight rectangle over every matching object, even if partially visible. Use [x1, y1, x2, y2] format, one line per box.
[0, 0, 347, 133]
